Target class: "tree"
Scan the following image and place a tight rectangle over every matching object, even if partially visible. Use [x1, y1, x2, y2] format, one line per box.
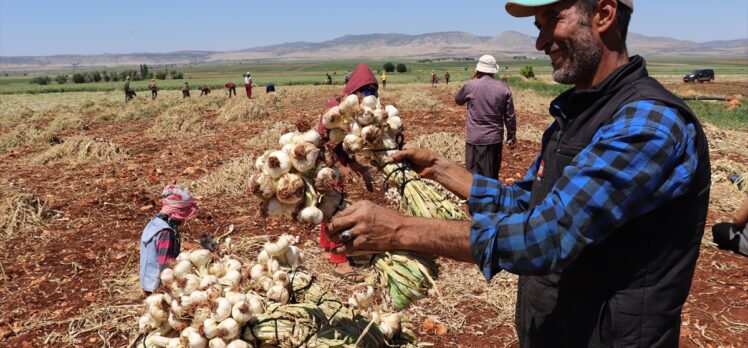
[383, 62, 395, 73]
[155, 71, 167, 80]
[395, 63, 407, 73]
[30, 76, 52, 85]
[520, 65, 535, 79]
[170, 71, 184, 79]
[55, 75, 68, 84]
[91, 71, 101, 82]
[72, 73, 86, 83]
[139, 64, 149, 80]
[102, 71, 111, 82]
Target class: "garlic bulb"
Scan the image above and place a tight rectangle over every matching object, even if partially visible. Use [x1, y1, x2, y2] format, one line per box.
[172, 298, 187, 316]
[189, 249, 212, 276]
[139, 313, 159, 333]
[189, 290, 209, 305]
[183, 274, 201, 295]
[315, 167, 339, 193]
[231, 301, 254, 323]
[264, 151, 291, 178]
[378, 313, 402, 340]
[254, 151, 271, 171]
[349, 121, 362, 136]
[328, 128, 347, 145]
[275, 173, 305, 205]
[200, 275, 218, 291]
[343, 134, 364, 153]
[362, 95, 378, 109]
[149, 302, 169, 323]
[224, 259, 242, 272]
[322, 106, 346, 129]
[208, 338, 227, 348]
[226, 340, 251, 348]
[173, 260, 193, 279]
[182, 326, 207, 348]
[212, 298, 232, 322]
[339, 95, 361, 116]
[278, 132, 296, 146]
[357, 107, 375, 125]
[266, 258, 280, 274]
[289, 143, 319, 173]
[167, 337, 184, 348]
[283, 246, 304, 270]
[169, 312, 189, 331]
[264, 236, 291, 257]
[386, 116, 402, 133]
[297, 206, 323, 225]
[224, 291, 246, 306]
[205, 284, 223, 300]
[146, 294, 167, 308]
[385, 105, 400, 118]
[272, 270, 288, 285]
[147, 333, 173, 347]
[176, 250, 192, 262]
[318, 191, 344, 221]
[192, 305, 212, 327]
[219, 270, 242, 290]
[160, 268, 175, 287]
[266, 284, 290, 304]
[208, 262, 225, 278]
[373, 108, 386, 124]
[250, 264, 265, 279]
[301, 130, 321, 146]
[248, 172, 276, 199]
[361, 124, 382, 144]
[261, 199, 294, 219]
[348, 286, 375, 310]
[202, 318, 219, 339]
[217, 318, 240, 340]
[245, 294, 265, 314]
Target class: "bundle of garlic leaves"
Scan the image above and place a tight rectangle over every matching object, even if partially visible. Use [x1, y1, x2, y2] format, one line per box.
[135, 235, 414, 348]
[321, 95, 467, 309]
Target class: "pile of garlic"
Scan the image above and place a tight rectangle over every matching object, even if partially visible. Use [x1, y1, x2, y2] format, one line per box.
[250, 123, 345, 225]
[137, 234, 305, 348]
[322, 94, 402, 162]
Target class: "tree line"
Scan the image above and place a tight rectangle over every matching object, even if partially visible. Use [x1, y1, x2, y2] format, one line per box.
[29, 64, 184, 85]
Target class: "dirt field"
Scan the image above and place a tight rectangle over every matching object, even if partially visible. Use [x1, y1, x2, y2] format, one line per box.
[1, 80, 747, 347]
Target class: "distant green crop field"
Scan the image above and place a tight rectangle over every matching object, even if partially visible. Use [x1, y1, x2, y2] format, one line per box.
[0, 57, 745, 95]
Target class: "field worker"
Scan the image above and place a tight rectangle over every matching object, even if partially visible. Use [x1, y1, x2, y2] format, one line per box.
[444, 71, 451, 85]
[200, 85, 211, 96]
[326, 1, 711, 346]
[316, 63, 376, 282]
[326, 73, 333, 85]
[431, 69, 437, 86]
[244, 72, 253, 99]
[182, 82, 190, 98]
[455, 54, 517, 179]
[343, 70, 350, 85]
[148, 79, 158, 100]
[266, 82, 276, 93]
[712, 194, 748, 257]
[381, 70, 387, 89]
[225, 81, 237, 97]
[123, 76, 132, 103]
[139, 185, 199, 295]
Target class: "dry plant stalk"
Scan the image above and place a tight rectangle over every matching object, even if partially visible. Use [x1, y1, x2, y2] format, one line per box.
[0, 125, 47, 155]
[190, 154, 255, 197]
[0, 183, 47, 238]
[31, 135, 127, 165]
[411, 132, 465, 164]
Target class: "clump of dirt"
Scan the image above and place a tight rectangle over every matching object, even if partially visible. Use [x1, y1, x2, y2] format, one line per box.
[31, 135, 128, 165]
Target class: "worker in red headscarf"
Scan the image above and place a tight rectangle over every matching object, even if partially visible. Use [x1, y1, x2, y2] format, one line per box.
[316, 63, 377, 282]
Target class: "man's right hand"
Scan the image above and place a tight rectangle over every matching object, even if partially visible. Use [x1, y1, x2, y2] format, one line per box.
[389, 146, 439, 180]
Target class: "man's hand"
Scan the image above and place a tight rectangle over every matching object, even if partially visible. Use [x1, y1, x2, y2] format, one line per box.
[327, 201, 406, 254]
[389, 146, 439, 180]
[506, 138, 517, 149]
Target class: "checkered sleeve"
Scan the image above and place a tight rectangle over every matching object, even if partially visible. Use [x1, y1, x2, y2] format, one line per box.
[470, 101, 699, 279]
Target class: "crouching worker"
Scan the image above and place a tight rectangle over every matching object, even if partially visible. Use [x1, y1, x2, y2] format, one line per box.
[139, 185, 199, 296]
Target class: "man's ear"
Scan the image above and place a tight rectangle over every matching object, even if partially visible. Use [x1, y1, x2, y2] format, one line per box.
[595, 0, 618, 35]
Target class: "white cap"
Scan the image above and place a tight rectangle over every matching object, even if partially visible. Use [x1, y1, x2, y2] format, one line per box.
[476, 55, 499, 74]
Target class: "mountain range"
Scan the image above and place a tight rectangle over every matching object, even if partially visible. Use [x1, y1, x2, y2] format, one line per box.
[1, 31, 746, 71]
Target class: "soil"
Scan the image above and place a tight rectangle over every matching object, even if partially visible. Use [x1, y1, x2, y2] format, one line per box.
[1, 81, 747, 347]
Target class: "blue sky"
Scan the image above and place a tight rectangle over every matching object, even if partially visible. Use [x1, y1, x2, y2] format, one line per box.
[1, 0, 747, 56]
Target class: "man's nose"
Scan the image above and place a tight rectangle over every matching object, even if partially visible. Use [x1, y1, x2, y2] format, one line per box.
[535, 26, 551, 52]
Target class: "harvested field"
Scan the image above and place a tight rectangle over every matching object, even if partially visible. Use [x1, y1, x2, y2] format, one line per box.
[0, 82, 747, 347]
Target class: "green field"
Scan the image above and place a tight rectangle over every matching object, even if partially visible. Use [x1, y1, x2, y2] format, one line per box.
[3, 58, 745, 95]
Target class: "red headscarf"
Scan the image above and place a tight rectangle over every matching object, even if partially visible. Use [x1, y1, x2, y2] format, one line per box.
[343, 63, 378, 95]
[159, 184, 199, 221]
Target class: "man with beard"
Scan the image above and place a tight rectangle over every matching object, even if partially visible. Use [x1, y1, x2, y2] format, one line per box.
[325, 0, 711, 346]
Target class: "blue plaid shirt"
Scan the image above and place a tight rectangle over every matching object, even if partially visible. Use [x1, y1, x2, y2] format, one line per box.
[469, 100, 700, 279]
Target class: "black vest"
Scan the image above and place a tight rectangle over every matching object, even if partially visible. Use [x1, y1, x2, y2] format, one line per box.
[516, 56, 711, 347]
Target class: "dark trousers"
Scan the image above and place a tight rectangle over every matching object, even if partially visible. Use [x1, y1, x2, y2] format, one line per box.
[151, 89, 157, 100]
[228, 87, 236, 97]
[465, 142, 503, 179]
[182, 90, 190, 98]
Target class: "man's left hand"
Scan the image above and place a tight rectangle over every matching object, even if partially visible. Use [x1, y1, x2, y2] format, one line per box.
[327, 201, 405, 254]
[506, 138, 517, 149]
